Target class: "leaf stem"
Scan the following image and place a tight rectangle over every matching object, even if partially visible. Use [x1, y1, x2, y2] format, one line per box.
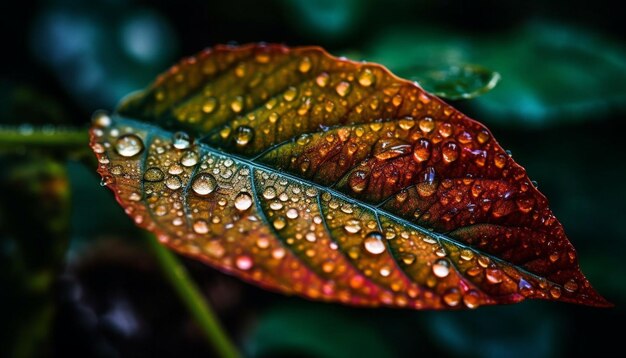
[0, 125, 89, 149]
[145, 234, 240, 358]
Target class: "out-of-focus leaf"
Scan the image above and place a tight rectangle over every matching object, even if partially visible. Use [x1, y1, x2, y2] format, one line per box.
[401, 64, 500, 100]
[0, 157, 70, 357]
[366, 22, 626, 126]
[91, 44, 608, 310]
[247, 303, 392, 358]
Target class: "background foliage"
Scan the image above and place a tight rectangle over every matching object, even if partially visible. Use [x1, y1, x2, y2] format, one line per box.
[1, 0, 625, 357]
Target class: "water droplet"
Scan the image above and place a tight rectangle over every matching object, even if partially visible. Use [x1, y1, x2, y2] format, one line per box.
[235, 126, 254, 147]
[202, 97, 217, 114]
[128, 192, 141, 201]
[432, 259, 450, 278]
[193, 220, 209, 234]
[518, 278, 533, 296]
[110, 165, 123, 176]
[460, 249, 474, 261]
[298, 56, 312, 73]
[443, 288, 461, 306]
[191, 173, 217, 195]
[358, 69, 375, 87]
[173, 132, 192, 150]
[348, 170, 368, 193]
[437, 123, 452, 138]
[262, 186, 277, 200]
[515, 197, 535, 213]
[236, 255, 253, 270]
[283, 86, 298, 101]
[401, 253, 416, 265]
[477, 130, 490, 144]
[92, 111, 111, 128]
[417, 167, 437, 197]
[419, 117, 435, 133]
[322, 260, 335, 273]
[143, 167, 165, 182]
[335, 81, 351, 97]
[363, 232, 386, 255]
[477, 256, 490, 268]
[181, 151, 199, 167]
[379, 266, 392, 277]
[230, 96, 243, 113]
[564, 279, 578, 293]
[457, 131, 472, 144]
[273, 216, 287, 230]
[115, 134, 144, 157]
[155, 205, 167, 216]
[392, 94, 403, 107]
[550, 286, 562, 298]
[234, 192, 253, 211]
[286, 208, 298, 219]
[166, 164, 182, 176]
[165, 175, 182, 190]
[343, 219, 362, 234]
[494, 153, 507, 168]
[373, 139, 412, 160]
[442, 142, 459, 163]
[256, 237, 270, 249]
[485, 268, 503, 284]
[412, 138, 431, 162]
[463, 290, 481, 309]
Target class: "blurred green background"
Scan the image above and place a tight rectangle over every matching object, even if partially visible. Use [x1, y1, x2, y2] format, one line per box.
[1, 0, 625, 357]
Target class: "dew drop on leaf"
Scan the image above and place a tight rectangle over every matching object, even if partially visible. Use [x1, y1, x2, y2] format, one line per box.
[235, 126, 254, 146]
[262, 186, 277, 200]
[234, 192, 253, 211]
[335, 81, 351, 97]
[443, 288, 461, 307]
[115, 134, 144, 157]
[236, 255, 253, 270]
[463, 290, 481, 309]
[358, 69, 375, 87]
[418, 117, 435, 133]
[412, 138, 431, 163]
[432, 259, 450, 278]
[165, 175, 182, 190]
[173, 131, 192, 150]
[363, 231, 386, 255]
[181, 150, 199, 167]
[143, 167, 165, 182]
[485, 268, 503, 284]
[348, 170, 368, 193]
[193, 219, 209, 234]
[343, 219, 362, 234]
[191, 173, 218, 196]
[442, 142, 459, 163]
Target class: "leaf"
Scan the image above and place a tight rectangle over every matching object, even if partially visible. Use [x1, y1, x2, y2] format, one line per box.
[399, 64, 500, 100]
[366, 23, 626, 126]
[90, 44, 609, 309]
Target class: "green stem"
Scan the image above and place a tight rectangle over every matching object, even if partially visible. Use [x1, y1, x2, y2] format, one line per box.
[0, 125, 89, 149]
[145, 234, 240, 358]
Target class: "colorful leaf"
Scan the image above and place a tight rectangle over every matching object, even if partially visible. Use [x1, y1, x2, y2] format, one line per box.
[90, 44, 609, 309]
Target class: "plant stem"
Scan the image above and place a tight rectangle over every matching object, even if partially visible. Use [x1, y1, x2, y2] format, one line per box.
[145, 234, 240, 358]
[0, 125, 89, 150]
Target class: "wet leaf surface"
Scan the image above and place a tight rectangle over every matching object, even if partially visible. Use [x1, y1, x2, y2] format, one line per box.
[90, 44, 609, 309]
[400, 64, 500, 100]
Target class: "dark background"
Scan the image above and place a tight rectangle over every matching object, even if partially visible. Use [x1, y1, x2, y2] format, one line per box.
[1, 0, 625, 357]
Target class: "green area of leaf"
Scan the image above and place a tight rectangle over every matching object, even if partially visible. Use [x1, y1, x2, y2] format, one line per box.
[366, 22, 626, 126]
[401, 64, 500, 100]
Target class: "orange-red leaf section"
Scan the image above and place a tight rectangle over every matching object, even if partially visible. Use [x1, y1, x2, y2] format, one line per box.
[91, 44, 610, 309]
